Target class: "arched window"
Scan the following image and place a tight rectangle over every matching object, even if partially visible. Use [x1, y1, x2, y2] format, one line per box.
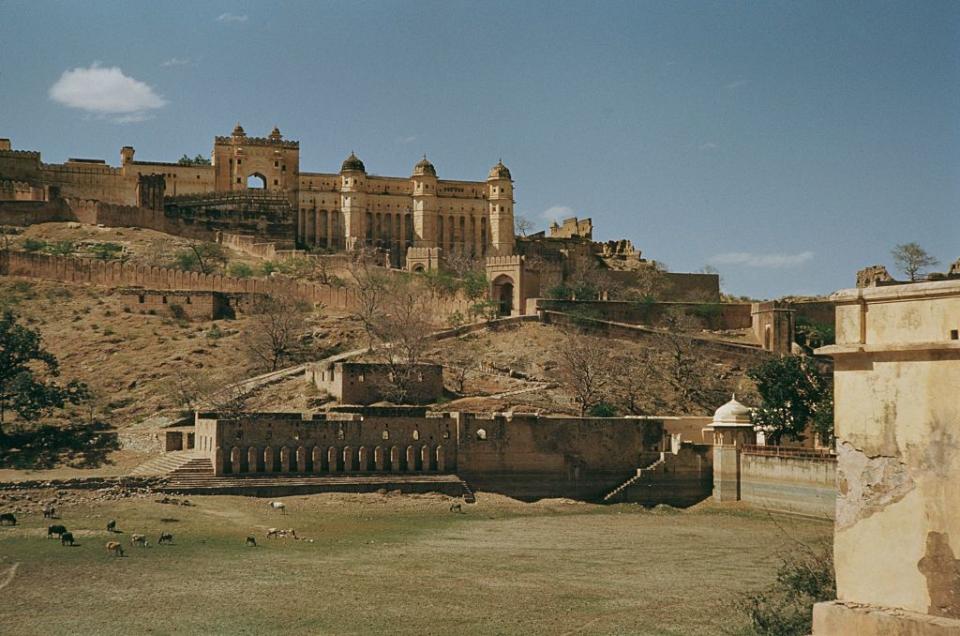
[412, 429, 420, 441]
[476, 428, 487, 441]
[246, 173, 266, 189]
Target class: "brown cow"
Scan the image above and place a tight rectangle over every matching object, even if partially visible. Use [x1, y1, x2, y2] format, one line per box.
[106, 541, 124, 557]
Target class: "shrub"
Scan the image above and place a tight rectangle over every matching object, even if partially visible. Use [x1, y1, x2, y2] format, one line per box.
[587, 402, 618, 417]
[88, 242, 124, 261]
[168, 304, 188, 321]
[740, 543, 835, 636]
[227, 262, 254, 278]
[48, 240, 75, 256]
[22, 238, 47, 252]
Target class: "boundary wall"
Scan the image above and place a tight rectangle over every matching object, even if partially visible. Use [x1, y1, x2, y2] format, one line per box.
[740, 446, 837, 518]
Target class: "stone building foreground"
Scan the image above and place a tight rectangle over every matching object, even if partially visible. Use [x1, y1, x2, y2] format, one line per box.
[812, 278, 960, 634]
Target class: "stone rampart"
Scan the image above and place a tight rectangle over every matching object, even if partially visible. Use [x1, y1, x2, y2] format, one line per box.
[740, 445, 836, 518]
[534, 299, 753, 330]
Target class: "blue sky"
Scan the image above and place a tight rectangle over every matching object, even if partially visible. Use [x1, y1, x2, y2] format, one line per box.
[1, 1, 957, 298]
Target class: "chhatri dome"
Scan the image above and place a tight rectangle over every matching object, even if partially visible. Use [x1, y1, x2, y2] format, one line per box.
[232, 122, 246, 137]
[340, 152, 366, 173]
[412, 155, 437, 177]
[488, 159, 511, 181]
[269, 126, 282, 140]
[712, 394, 752, 426]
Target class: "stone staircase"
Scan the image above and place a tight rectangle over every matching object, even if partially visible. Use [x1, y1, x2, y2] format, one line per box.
[128, 451, 206, 477]
[602, 454, 667, 503]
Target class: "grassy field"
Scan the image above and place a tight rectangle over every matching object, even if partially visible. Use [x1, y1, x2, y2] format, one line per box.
[0, 492, 830, 635]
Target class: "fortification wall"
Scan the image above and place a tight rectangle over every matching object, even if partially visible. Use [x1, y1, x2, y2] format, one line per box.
[534, 299, 753, 330]
[740, 448, 836, 518]
[0, 199, 72, 226]
[0, 250, 474, 320]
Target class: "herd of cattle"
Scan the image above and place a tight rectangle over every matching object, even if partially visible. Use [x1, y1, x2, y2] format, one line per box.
[0, 500, 307, 556]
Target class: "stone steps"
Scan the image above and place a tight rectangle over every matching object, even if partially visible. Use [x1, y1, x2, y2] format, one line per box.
[602, 455, 666, 503]
[128, 451, 204, 477]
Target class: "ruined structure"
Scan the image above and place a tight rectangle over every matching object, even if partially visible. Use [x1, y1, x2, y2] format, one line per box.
[307, 362, 444, 405]
[813, 279, 960, 634]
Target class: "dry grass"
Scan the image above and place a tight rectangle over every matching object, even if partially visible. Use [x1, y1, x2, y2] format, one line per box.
[0, 492, 829, 635]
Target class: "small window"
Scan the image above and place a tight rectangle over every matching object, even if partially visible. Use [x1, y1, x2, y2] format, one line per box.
[235, 429, 243, 440]
[185, 296, 191, 304]
[274, 161, 279, 168]
[475, 428, 487, 441]
[952, 329, 959, 340]
[337, 428, 345, 440]
[358, 373, 365, 383]
[294, 430, 301, 441]
[382, 430, 390, 440]
[412, 430, 420, 441]
[161, 296, 168, 304]
[236, 178, 241, 184]
[443, 430, 450, 440]
[138, 294, 145, 303]
[237, 159, 242, 165]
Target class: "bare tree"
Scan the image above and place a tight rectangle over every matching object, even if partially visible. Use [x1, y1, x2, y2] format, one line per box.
[514, 214, 534, 237]
[609, 350, 660, 415]
[245, 294, 313, 371]
[554, 330, 614, 416]
[658, 309, 723, 412]
[170, 368, 250, 419]
[367, 277, 441, 403]
[891, 242, 939, 281]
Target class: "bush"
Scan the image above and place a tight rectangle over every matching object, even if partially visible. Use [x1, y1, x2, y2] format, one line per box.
[22, 238, 47, 252]
[48, 240, 75, 256]
[227, 262, 254, 278]
[168, 304, 188, 321]
[88, 242, 124, 261]
[740, 543, 835, 636]
[587, 402, 618, 417]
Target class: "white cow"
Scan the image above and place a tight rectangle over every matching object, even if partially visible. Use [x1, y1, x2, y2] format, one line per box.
[269, 501, 286, 514]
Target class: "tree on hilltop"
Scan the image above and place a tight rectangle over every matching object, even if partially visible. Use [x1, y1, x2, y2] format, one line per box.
[0, 311, 89, 436]
[891, 242, 939, 281]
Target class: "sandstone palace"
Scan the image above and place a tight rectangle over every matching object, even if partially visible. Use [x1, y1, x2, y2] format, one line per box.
[0, 124, 515, 261]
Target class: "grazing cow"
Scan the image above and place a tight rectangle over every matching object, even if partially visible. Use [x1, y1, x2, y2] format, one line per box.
[269, 501, 286, 514]
[449, 503, 462, 513]
[42, 505, 56, 519]
[157, 532, 173, 545]
[245, 536, 257, 547]
[106, 520, 117, 533]
[267, 527, 280, 538]
[106, 541, 124, 557]
[60, 532, 75, 546]
[0, 513, 15, 526]
[47, 524, 68, 538]
[130, 534, 148, 547]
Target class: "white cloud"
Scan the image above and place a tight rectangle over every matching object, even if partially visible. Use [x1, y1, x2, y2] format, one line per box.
[49, 63, 166, 121]
[699, 142, 718, 151]
[217, 12, 248, 22]
[710, 251, 814, 268]
[161, 57, 192, 67]
[724, 79, 751, 91]
[540, 205, 574, 222]
[395, 135, 417, 144]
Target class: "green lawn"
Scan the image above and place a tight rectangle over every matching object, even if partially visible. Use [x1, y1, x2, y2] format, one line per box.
[0, 492, 830, 635]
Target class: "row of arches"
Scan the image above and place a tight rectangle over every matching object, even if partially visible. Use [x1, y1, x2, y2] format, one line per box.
[222, 444, 449, 475]
[437, 214, 489, 257]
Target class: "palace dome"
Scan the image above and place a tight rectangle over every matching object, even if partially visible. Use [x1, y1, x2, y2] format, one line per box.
[488, 160, 511, 181]
[269, 126, 282, 140]
[413, 155, 436, 177]
[712, 395, 752, 426]
[232, 123, 246, 137]
[341, 152, 366, 173]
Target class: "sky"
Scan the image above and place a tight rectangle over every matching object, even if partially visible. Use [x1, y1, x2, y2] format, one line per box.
[1, 1, 958, 298]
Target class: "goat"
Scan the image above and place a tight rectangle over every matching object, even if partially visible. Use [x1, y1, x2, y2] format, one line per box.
[449, 503, 462, 513]
[42, 505, 56, 519]
[47, 524, 68, 538]
[106, 520, 117, 533]
[269, 501, 286, 514]
[0, 513, 15, 526]
[60, 532, 76, 546]
[106, 541, 124, 557]
[157, 532, 173, 545]
[130, 533, 148, 547]
[245, 536, 257, 547]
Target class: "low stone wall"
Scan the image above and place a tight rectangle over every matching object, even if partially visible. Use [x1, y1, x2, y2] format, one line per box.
[740, 446, 836, 518]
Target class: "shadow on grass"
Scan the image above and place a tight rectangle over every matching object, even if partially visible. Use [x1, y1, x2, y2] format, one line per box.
[0, 421, 120, 470]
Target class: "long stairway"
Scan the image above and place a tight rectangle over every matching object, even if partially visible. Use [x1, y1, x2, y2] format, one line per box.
[602, 454, 666, 503]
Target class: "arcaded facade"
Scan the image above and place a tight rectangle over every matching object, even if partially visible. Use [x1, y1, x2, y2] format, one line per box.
[0, 124, 515, 258]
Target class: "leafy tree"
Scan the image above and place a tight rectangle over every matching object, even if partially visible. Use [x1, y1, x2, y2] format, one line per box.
[178, 154, 211, 166]
[891, 242, 939, 281]
[747, 355, 832, 445]
[0, 311, 89, 435]
[48, 240, 75, 256]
